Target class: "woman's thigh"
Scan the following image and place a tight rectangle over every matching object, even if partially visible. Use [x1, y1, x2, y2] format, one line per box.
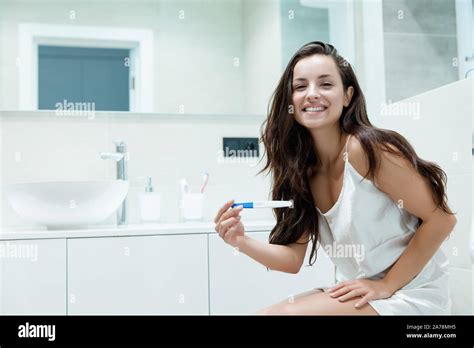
[256, 288, 379, 315]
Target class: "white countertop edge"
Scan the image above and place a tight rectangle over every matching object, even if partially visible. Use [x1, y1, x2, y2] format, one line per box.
[0, 220, 277, 240]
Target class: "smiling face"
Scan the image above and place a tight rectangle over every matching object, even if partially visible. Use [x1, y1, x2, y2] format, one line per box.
[291, 54, 353, 129]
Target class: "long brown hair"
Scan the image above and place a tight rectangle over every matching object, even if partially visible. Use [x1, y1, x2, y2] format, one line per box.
[259, 41, 455, 266]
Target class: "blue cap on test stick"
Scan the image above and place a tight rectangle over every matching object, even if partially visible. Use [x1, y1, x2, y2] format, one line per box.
[232, 202, 253, 208]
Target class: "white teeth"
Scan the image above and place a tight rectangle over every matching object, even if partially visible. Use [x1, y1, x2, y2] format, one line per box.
[304, 106, 326, 112]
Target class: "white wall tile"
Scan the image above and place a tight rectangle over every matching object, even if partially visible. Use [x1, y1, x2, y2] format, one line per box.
[0, 112, 273, 227]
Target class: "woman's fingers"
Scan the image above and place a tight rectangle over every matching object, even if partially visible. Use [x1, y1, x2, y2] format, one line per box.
[328, 280, 353, 293]
[214, 200, 244, 242]
[218, 216, 241, 239]
[214, 200, 235, 223]
[355, 294, 372, 308]
[336, 288, 365, 302]
[214, 206, 243, 232]
[330, 284, 359, 298]
[219, 205, 243, 223]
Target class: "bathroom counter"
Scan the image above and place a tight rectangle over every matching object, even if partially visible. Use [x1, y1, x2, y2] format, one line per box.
[0, 220, 277, 240]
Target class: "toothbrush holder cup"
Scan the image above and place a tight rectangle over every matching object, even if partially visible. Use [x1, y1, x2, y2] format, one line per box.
[180, 192, 205, 221]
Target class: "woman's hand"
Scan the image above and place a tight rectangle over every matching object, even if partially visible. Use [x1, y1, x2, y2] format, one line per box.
[214, 199, 245, 248]
[328, 278, 395, 308]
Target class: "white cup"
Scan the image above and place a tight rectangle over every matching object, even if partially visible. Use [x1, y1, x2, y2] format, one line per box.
[180, 193, 205, 221]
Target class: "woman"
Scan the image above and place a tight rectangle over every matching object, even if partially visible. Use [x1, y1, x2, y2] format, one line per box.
[213, 41, 457, 315]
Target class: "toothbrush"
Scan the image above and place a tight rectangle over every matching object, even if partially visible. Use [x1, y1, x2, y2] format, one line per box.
[231, 200, 294, 209]
[200, 172, 209, 194]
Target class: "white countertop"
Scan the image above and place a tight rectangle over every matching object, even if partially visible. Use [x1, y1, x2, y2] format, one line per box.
[0, 220, 277, 240]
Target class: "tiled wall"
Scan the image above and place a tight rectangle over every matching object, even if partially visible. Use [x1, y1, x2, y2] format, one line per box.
[0, 112, 275, 228]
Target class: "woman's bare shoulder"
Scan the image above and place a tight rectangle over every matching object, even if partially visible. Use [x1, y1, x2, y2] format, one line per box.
[348, 134, 412, 186]
[347, 134, 372, 180]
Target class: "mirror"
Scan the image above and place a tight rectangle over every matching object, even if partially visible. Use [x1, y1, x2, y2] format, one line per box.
[0, 0, 471, 116]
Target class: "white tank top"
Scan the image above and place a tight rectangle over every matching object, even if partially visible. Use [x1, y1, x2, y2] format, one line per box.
[316, 134, 422, 282]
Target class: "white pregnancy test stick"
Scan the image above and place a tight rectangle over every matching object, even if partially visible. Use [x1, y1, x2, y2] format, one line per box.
[231, 200, 294, 209]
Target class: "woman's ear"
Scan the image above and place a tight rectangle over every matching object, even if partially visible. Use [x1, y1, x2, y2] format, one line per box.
[344, 86, 354, 107]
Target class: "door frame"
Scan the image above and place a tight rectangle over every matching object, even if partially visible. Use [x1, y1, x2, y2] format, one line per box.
[18, 23, 153, 112]
[455, 0, 473, 80]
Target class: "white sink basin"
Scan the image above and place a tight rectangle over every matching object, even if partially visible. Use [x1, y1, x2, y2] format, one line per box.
[5, 180, 129, 229]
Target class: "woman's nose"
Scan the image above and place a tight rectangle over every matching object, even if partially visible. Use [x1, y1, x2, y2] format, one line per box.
[305, 85, 321, 100]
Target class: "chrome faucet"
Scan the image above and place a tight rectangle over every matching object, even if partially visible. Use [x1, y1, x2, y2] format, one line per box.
[100, 141, 128, 226]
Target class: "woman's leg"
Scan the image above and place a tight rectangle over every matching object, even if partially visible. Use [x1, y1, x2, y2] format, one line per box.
[255, 288, 323, 314]
[255, 288, 379, 315]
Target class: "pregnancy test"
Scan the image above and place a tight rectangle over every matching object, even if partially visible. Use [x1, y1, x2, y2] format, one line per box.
[232, 200, 294, 209]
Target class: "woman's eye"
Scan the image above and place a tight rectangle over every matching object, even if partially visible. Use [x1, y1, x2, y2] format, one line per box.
[294, 85, 306, 90]
[322, 83, 332, 87]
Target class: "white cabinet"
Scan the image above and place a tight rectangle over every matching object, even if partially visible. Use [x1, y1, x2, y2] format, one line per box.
[0, 227, 334, 315]
[209, 231, 335, 314]
[67, 234, 208, 315]
[0, 239, 66, 315]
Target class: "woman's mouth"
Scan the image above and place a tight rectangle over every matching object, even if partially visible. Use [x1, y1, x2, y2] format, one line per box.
[302, 106, 328, 114]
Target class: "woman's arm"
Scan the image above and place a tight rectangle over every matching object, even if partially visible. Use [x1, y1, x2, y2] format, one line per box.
[372, 145, 457, 293]
[214, 200, 310, 274]
[236, 232, 309, 274]
[372, 145, 456, 294]
[329, 142, 457, 307]
[380, 213, 455, 295]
